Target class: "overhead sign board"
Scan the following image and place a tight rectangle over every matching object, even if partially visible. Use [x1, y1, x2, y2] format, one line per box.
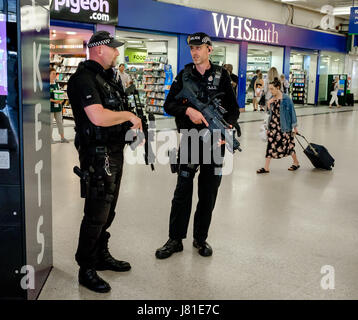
[50, 0, 118, 25]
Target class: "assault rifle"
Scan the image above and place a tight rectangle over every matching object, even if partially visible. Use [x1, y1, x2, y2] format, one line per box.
[125, 84, 155, 170]
[175, 88, 241, 153]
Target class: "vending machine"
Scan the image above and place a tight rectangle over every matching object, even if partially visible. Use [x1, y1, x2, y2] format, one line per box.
[0, 0, 52, 300]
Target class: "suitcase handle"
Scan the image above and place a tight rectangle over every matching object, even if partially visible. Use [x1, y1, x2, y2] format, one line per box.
[295, 133, 319, 157]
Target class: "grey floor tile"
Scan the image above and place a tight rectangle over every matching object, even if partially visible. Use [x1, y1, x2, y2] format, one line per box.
[39, 109, 358, 300]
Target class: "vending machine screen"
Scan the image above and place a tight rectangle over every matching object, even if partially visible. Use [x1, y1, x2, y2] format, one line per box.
[0, 13, 7, 96]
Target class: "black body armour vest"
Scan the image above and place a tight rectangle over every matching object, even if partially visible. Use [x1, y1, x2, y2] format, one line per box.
[74, 61, 129, 150]
[182, 64, 222, 103]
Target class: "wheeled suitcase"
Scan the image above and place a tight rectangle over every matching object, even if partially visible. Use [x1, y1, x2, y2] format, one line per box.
[295, 133, 335, 170]
[346, 93, 354, 106]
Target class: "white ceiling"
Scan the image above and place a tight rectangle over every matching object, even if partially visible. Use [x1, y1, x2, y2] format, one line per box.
[272, 0, 355, 17]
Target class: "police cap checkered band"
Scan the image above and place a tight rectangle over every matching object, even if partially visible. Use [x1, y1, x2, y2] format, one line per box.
[187, 32, 212, 46]
[87, 31, 124, 48]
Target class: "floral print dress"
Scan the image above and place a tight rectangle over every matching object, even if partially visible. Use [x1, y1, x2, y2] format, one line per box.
[266, 100, 295, 159]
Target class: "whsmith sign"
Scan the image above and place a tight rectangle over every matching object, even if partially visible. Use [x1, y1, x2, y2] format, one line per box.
[118, 0, 347, 53]
[50, 0, 118, 25]
[212, 13, 279, 45]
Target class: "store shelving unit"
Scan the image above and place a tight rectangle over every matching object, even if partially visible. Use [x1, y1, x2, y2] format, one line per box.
[50, 54, 85, 119]
[143, 56, 168, 115]
[291, 70, 306, 104]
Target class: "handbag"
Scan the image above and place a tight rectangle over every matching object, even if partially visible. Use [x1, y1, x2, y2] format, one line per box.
[259, 113, 269, 142]
[258, 94, 266, 106]
[259, 124, 267, 142]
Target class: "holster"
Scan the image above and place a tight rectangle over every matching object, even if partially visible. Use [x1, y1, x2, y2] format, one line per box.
[73, 166, 90, 198]
[168, 148, 179, 174]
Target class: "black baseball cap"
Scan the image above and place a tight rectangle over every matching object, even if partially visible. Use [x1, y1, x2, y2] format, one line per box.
[87, 31, 124, 48]
[187, 32, 212, 46]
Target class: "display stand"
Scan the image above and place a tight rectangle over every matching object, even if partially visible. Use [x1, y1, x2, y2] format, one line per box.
[291, 70, 306, 104]
[143, 56, 170, 115]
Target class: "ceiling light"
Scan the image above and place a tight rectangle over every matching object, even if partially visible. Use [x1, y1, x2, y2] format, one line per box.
[66, 31, 77, 35]
[127, 40, 143, 43]
[332, 7, 351, 15]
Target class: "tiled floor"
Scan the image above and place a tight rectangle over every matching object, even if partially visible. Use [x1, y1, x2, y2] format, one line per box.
[41, 107, 358, 300]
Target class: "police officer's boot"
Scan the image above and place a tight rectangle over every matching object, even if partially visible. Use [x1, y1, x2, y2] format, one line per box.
[96, 233, 131, 272]
[193, 239, 213, 257]
[155, 238, 183, 259]
[78, 268, 111, 293]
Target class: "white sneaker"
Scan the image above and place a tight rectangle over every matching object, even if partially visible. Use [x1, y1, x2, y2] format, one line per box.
[61, 138, 69, 143]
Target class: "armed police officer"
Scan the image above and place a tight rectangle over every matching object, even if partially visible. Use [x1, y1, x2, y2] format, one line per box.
[67, 31, 142, 293]
[155, 32, 240, 259]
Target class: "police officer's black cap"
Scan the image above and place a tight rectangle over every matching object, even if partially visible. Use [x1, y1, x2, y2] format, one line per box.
[187, 32, 212, 46]
[87, 31, 124, 49]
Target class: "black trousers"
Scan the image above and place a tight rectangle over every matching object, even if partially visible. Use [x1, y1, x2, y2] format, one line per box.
[75, 148, 124, 269]
[169, 133, 224, 243]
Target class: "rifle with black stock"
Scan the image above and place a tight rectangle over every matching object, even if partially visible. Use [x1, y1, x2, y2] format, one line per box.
[125, 84, 155, 170]
[175, 86, 242, 153]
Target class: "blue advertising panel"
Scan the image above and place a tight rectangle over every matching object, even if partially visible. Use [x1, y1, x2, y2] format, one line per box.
[349, 7, 358, 34]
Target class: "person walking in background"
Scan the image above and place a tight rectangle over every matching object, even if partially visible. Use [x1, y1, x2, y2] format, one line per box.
[116, 63, 132, 89]
[224, 64, 238, 96]
[250, 69, 260, 111]
[256, 77, 300, 174]
[329, 76, 341, 108]
[264, 67, 279, 111]
[50, 68, 69, 143]
[254, 72, 264, 111]
[280, 74, 289, 94]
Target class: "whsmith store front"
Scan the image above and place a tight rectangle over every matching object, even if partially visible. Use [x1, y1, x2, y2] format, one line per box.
[49, 0, 348, 111]
[0, 0, 349, 300]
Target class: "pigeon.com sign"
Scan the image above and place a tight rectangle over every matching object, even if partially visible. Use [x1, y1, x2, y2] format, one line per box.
[50, 0, 118, 25]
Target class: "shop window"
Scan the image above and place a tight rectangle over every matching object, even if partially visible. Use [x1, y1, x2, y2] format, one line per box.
[116, 30, 177, 115]
[318, 52, 345, 103]
[246, 44, 283, 108]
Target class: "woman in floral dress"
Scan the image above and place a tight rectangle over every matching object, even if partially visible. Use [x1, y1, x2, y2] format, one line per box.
[257, 77, 300, 174]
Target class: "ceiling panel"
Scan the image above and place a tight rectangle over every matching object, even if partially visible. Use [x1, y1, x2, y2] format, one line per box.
[273, 0, 354, 16]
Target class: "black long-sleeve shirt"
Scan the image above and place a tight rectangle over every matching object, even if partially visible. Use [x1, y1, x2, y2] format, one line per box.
[164, 62, 240, 131]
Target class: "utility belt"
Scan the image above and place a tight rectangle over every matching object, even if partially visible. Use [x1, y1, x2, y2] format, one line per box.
[75, 123, 129, 153]
[73, 145, 114, 200]
[168, 134, 225, 178]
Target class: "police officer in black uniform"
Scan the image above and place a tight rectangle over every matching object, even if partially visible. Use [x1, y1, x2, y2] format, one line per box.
[67, 31, 142, 293]
[155, 32, 240, 259]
